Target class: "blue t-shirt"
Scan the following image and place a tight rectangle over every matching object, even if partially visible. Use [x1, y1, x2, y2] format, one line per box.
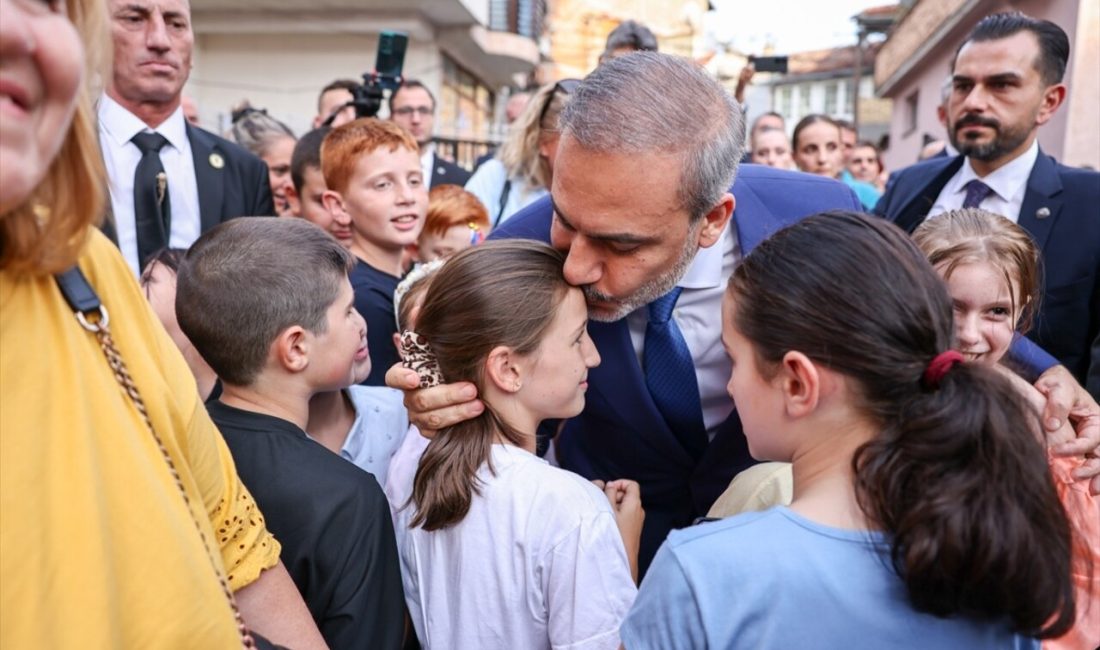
[621, 507, 1037, 650]
[349, 258, 400, 387]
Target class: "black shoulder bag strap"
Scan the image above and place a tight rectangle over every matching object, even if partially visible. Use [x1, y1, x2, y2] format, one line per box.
[492, 179, 512, 229]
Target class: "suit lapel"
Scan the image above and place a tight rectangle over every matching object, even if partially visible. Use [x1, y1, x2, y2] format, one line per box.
[585, 318, 695, 465]
[1017, 150, 1063, 252]
[187, 123, 225, 233]
[895, 156, 964, 233]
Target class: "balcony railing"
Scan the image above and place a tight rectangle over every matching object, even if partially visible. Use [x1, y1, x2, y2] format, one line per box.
[489, 0, 546, 39]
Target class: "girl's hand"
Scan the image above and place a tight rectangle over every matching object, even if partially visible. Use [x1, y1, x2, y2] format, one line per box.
[602, 479, 644, 583]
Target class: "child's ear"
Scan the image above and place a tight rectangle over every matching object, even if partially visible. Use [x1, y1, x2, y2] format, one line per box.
[273, 325, 310, 374]
[284, 184, 301, 217]
[777, 350, 820, 418]
[407, 242, 421, 263]
[321, 190, 347, 220]
[484, 345, 523, 394]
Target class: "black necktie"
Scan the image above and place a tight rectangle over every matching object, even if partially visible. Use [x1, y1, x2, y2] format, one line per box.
[131, 132, 171, 271]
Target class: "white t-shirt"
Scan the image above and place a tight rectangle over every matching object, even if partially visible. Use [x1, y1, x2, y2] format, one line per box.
[465, 159, 548, 229]
[385, 440, 636, 650]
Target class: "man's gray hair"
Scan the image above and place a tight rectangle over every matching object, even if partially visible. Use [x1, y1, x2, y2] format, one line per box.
[559, 52, 744, 221]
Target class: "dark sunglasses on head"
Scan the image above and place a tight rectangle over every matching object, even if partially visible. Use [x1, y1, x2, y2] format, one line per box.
[538, 78, 582, 127]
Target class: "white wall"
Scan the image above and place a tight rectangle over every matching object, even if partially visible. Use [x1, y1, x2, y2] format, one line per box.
[187, 33, 444, 136]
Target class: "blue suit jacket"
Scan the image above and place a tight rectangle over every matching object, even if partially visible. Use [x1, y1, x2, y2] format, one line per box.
[491, 164, 862, 570]
[874, 151, 1100, 388]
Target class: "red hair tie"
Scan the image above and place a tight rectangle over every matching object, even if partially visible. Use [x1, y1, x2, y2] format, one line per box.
[922, 350, 964, 389]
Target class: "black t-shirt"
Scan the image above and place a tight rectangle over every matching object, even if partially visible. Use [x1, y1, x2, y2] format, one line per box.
[207, 401, 404, 650]
[349, 259, 400, 387]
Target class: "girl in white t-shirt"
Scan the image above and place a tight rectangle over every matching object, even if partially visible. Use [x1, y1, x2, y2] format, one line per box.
[385, 240, 642, 650]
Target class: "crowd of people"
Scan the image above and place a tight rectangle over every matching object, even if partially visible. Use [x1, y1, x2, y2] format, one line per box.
[2, 0, 1099, 649]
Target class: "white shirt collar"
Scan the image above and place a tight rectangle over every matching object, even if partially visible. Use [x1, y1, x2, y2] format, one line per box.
[678, 220, 734, 290]
[957, 139, 1038, 203]
[98, 94, 188, 152]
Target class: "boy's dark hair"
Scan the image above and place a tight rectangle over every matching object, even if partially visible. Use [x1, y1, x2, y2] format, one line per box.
[955, 12, 1070, 86]
[411, 240, 570, 531]
[833, 118, 856, 134]
[750, 111, 784, 130]
[603, 20, 658, 56]
[176, 217, 354, 387]
[291, 127, 331, 194]
[387, 79, 436, 114]
[317, 78, 359, 113]
[728, 211, 1075, 638]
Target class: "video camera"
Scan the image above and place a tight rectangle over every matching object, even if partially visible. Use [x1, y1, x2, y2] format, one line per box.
[323, 31, 408, 125]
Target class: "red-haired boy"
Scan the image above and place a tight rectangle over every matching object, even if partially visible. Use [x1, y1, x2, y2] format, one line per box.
[321, 119, 427, 386]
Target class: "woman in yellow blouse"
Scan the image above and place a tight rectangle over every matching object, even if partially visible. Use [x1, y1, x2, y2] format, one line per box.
[0, 1, 324, 647]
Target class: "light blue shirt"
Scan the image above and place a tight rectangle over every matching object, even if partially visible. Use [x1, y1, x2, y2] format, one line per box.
[621, 507, 1037, 650]
[840, 169, 882, 211]
[333, 386, 409, 485]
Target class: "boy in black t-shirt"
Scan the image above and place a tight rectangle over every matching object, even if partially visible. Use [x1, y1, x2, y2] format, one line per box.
[319, 119, 428, 386]
[176, 217, 405, 650]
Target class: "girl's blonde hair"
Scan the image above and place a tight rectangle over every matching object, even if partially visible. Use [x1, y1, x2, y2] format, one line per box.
[912, 208, 1041, 333]
[497, 82, 569, 191]
[1, 0, 110, 275]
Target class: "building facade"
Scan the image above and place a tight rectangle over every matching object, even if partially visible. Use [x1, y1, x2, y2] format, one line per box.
[874, 0, 1099, 170]
[188, 0, 542, 153]
[768, 43, 892, 145]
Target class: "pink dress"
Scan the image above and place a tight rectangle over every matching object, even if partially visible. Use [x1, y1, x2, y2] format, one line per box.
[1045, 454, 1100, 650]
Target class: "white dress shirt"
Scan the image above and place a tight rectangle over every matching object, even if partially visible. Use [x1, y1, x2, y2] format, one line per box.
[419, 143, 435, 187]
[929, 139, 1038, 223]
[98, 94, 202, 276]
[627, 222, 741, 439]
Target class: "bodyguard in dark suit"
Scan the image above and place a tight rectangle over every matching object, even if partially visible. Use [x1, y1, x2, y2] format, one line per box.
[98, 0, 272, 276]
[428, 155, 471, 188]
[875, 13, 1100, 389]
[389, 80, 471, 189]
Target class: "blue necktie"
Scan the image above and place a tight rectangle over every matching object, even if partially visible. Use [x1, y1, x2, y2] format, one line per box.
[644, 287, 707, 458]
[962, 179, 994, 209]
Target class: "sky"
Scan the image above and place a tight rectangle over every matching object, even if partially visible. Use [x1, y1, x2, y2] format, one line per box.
[707, 0, 895, 54]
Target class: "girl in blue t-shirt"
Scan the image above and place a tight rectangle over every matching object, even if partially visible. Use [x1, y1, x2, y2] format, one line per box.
[621, 211, 1076, 649]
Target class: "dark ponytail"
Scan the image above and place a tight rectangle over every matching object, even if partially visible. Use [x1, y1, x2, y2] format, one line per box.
[409, 240, 570, 531]
[728, 211, 1075, 637]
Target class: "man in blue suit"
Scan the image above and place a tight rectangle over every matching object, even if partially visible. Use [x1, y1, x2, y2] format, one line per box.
[875, 12, 1100, 391]
[391, 51, 1100, 573]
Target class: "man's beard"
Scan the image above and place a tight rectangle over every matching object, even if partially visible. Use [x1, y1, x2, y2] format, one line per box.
[582, 225, 702, 322]
[949, 112, 1034, 162]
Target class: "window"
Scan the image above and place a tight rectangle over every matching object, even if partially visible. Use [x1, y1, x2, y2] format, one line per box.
[797, 85, 811, 118]
[824, 82, 839, 116]
[775, 85, 793, 119]
[904, 89, 919, 135]
[439, 55, 496, 141]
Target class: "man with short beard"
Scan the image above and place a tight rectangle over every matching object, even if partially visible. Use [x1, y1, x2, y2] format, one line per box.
[875, 12, 1100, 389]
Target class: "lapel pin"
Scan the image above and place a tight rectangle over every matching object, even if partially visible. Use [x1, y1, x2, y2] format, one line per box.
[1036, 207, 1050, 219]
[209, 153, 225, 169]
[437, 166, 446, 175]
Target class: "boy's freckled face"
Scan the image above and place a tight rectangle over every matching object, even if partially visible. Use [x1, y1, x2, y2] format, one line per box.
[342, 146, 427, 251]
